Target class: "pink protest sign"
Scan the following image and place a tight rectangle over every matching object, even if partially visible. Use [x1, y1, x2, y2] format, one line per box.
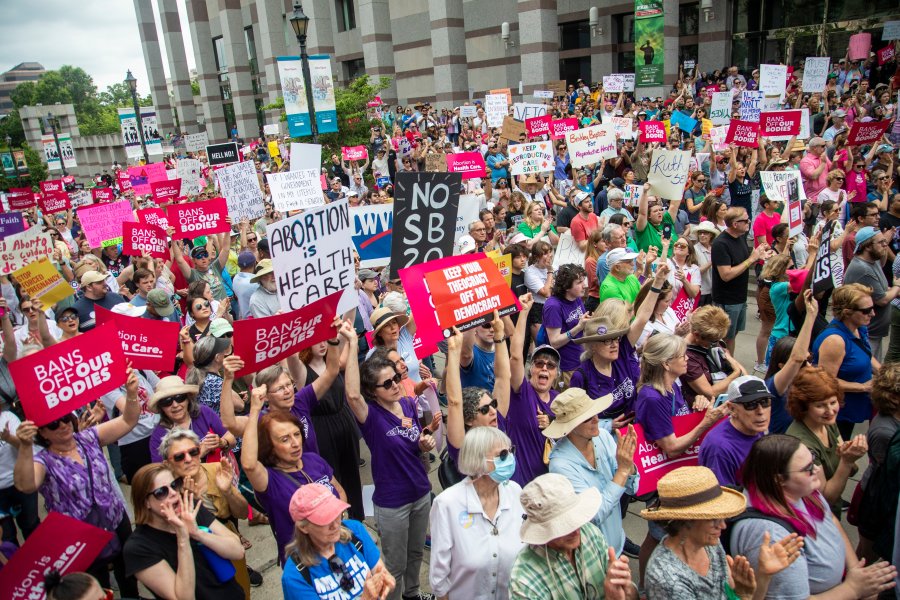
[848, 33, 872, 61]
[550, 118, 578, 140]
[526, 115, 552, 138]
[128, 162, 168, 195]
[878, 45, 896, 65]
[341, 146, 368, 161]
[671, 288, 699, 322]
[151, 179, 182, 204]
[760, 111, 801, 137]
[77, 200, 136, 247]
[91, 187, 115, 203]
[446, 152, 487, 180]
[167, 197, 231, 239]
[726, 120, 760, 147]
[640, 121, 667, 143]
[847, 120, 891, 146]
[137, 207, 170, 230]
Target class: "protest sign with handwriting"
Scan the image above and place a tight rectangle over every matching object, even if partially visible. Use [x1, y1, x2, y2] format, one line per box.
[566, 125, 617, 168]
[648, 149, 691, 199]
[739, 91, 763, 122]
[0, 227, 53, 275]
[268, 169, 324, 212]
[802, 57, 830, 92]
[216, 159, 265, 222]
[710, 92, 732, 126]
[77, 200, 135, 247]
[184, 131, 209, 152]
[759, 64, 788, 96]
[508, 141, 553, 176]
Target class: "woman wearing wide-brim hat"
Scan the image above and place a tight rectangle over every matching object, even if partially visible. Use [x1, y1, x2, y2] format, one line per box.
[641, 466, 803, 600]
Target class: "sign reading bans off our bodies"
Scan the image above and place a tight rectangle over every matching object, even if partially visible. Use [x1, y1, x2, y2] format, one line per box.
[266, 198, 357, 315]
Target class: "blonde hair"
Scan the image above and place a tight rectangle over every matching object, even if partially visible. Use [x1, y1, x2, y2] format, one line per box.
[637, 333, 687, 395]
[832, 283, 873, 321]
[760, 254, 792, 282]
[826, 168, 846, 184]
[523, 201, 545, 228]
[690, 306, 730, 341]
[285, 521, 353, 567]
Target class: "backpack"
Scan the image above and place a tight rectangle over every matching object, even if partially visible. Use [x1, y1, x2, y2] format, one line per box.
[857, 427, 900, 559]
[720, 507, 798, 556]
[289, 532, 365, 586]
[438, 447, 464, 490]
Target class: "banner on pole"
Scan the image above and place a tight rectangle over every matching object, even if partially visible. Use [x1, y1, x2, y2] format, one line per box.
[278, 56, 311, 138]
[634, 0, 664, 86]
[309, 55, 338, 134]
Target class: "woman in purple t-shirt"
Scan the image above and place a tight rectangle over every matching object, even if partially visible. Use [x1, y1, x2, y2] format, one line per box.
[240, 386, 345, 566]
[541, 263, 590, 378]
[343, 321, 438, 600]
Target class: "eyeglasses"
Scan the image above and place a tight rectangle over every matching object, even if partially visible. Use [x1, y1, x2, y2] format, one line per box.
[486, 446, 516, 462]
[43, 416, 75, 431]
[854, 164, 865, 168]
[247, 237, 257, 242]
[879, 176, 890, 181]
[733, 218, 750, 224]
[193, 251, 210, 259]
[599, 337, 621, 347]
[157, 394, 189, 409]
[21, 306, 35, 313]
[269, 381, 296, 395]
[192, 301, 211, 311]
[853, 305, 875, 314]
[171, 447, 201, 462]
[378, 373, 403, 390]
[58, 314, 78, 323]
[739, 398, 772, 411]
[532, 359, 558, 370]
[147, 477, 184, 501]
[791, 459, 818, 476]
[390, 279, 403, 287]
[476, 399, 499, 415]
[327, 555, 355, 591]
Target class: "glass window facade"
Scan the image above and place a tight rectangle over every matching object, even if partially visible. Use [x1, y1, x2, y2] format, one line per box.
[559, 20, 590, 51]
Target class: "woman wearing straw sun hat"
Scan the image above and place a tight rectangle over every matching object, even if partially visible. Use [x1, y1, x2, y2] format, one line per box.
[508, 473, 637, 599]
[545, 387, 639, 559]
[641, 466, 803, 600]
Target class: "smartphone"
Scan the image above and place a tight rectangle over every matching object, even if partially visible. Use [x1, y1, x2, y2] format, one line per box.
[662, 223, 673, 240]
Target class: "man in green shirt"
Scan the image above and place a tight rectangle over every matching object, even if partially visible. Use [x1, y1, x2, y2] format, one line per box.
[635, 181, 682, 257]
[599, 248, 642, 304]
[509, 473, 637, 599]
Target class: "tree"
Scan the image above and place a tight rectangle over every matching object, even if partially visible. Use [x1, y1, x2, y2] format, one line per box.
[0, 145, 46, 192]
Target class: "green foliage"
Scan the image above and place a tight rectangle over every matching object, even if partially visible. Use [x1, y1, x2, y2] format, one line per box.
[0, 110, 25, 147]
[0, 145, 46, 192]
[191, 80, 201, 96]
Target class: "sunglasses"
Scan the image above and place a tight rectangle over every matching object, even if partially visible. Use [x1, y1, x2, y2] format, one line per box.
[247, 237, 257, 242]
[58, 313, 78, 323]
[193, 301, 211, 311]
[21, 306, 35, 313]
[43, 415, 75, 431]
[327, 555, 355, 592]
[853, 305, 875, 314]
[378, 373, 403, 390]
[476, 399, 499, 415]
[171, 447, 201, 462]
[158, 394, 189, 409]
[532, 358, 558, 370]
[486, 446, 516, 462]
[834, 177, 844, 181]
[147, 477, 184, 501]
[739, 397, 771, 411]
[193, 252, 210, 259]
[480, 322, 494, 329]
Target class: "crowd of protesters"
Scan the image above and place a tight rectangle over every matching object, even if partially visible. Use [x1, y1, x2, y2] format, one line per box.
[3, 44, 900, 600]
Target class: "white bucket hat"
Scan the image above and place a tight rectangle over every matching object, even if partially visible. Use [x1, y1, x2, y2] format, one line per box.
[519, 473, 602, 545]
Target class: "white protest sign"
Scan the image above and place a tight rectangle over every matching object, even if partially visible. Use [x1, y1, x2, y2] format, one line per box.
[603, 74, 625, 93]
[459, 105, 478, 118]
[184, 132, 209, 153]
[397, 137, 413, 157]
[623, 74, 635, 93]
[290, 143, 322, 171]
[759, 170, 807, 202]
[267, 169, 325, 212]
[455, 194, 480, 244]
[514, 103, 548, 122]
[263, 123, 280, 136]
[508, 141, 553, 176]
[485, 95, 508, 128]
[710, 92, 732, 126]
[611, 117, 634, 140]
[759, 64, 788, 96]
[884, 21, 900, 41]
[0, 226, 53, 274]
[533, 90, 554, 99]
[552, 231, 586, 270]
[740, 91, 763, 122]
[648, 148, 691, 200]
[176, 158, 202, 196]
[216, 160, 264, 222]
[801, 57, 830, 92]
[709, 126, 729, 151]
[266, 198, 356, 315]
[767, 108, 810, 141]
[565, 125, 617, 169]
[623, 184, 643, 207]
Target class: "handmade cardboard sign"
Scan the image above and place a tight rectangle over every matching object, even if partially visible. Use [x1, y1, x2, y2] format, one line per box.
[648, 149, 691, 199]
[267, 169, 324, 212]
[739, 91, 763, 122]
[216, 160, 264, 222]
[508, 141, 553, 175]
[759, 171, 807, 202]
[0, 227, 53, 275]
[184, 131, 209, 152]
[566, 125, 617, 168]
[710, 92, 732, 126]
[802, 57, 830, 92]
[513, 103, 547, 122]
[77, 200, 135, 248]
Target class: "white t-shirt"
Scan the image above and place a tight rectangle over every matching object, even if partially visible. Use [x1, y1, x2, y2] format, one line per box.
[0, 411, 21, 489]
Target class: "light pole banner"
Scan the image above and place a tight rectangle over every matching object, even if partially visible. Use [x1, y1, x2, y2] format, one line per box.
[277, 56, 312, 138]
[140, 108, 164, 156]
[310, 55, 338, 134]
[41, 133, 76, 171]
[118, 108, 143, 160]
[634, 0, 664, 87]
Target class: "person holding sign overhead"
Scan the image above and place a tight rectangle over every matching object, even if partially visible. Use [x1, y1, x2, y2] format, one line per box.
[635, 182, 681, 257]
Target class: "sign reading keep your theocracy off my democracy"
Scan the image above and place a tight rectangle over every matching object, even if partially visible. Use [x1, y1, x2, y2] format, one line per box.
[425, 257, 518, 332]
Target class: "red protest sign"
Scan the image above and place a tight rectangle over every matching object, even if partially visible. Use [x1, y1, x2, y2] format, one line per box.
[231, 291, 342, 378]
[91, 187, 115, 203]
[37, 191, 70, 215]
[726, 119, 760, 147]
[760, 111, 801, 137]
[137, 207, 170, 230]
[878, 45, 896, 65]
[847, 120, 891, 146]
[0, 511, 113, 598]
[6, 188, 37, 210]
[151, 179, 182, 204]
[116, 171, 132, 192]
[122, 221, 169, 260]
[39, 180, 64, 195]
[639, 120, 667, 143]
[424, 257, 518, 332]
[550, 118, 579, 140]
[671, 288, 699, 322]
[446, 152, 487, 180]
[9, 323, 127, 426]
[526, 115, 552, 138]
[96, 305, 180, 371]
[341, 146, 368, 162]
[167, 197, 231, 239]
[625, 411, 722, 495]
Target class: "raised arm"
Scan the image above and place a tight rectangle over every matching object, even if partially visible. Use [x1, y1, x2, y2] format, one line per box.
[215, 233, 229, 270]
[96, 366, 141, 447]
[13, 421, 45, 493]
[168, 229, 192, 280]
[636, 182, 652, 232]
[340, 320, 369, 423]
[31, 300, 57, 347]
[0, 299, 15, 363]
[510, 294, 533, 393]
[491, 312, 511, 417]
[218, 356, 250, 437]
[628, 265, 669, 346]
[666, 194, 683, 222]
[444, 329, 466, 450]
[311, 330, 342, 398]
[773, 291, 817, 395]
[239, 384, 269, 493]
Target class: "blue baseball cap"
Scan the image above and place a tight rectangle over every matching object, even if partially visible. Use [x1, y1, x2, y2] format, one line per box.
[854, 226, 879, 254]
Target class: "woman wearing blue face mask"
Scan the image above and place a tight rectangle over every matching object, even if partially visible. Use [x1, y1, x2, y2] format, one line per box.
[428, 427, 525, 600]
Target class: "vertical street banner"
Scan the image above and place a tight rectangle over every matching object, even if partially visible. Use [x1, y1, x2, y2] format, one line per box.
[140, 108, 164, 155]
[389, 172, 462, 278]
[118, 108, 162, 159]
[634, 0, 664, 87]
[309, 55, 338, 134]
[41, 133, 76, 171]
[277, 56, 311, 138]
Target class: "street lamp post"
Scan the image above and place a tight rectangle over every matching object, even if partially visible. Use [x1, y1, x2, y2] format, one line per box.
[290, 2, 318, 143]
[125, 70, 150, 164]
[5, 135, 21, 186]
[44, 113, 67, 177]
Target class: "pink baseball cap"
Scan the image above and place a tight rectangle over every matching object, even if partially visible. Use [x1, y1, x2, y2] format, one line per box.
[786, 269, 808, 295]
[288, 483, 350, 525]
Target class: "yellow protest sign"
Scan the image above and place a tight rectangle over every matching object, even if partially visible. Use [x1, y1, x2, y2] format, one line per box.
[267, 141, 281, 157]
[13, 257, 74, 306]
[487, 251, 512, 286]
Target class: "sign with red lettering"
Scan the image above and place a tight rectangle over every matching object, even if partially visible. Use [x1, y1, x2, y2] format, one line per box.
[726, 119, 760, 147]
[167, 197, 230, 239]
[9, 323, 126, 426]
[425, 257, 518, 332]
[116, 171, 132, 192]
[37, 191, 70, 215]
[639, 120, 667, 143]
[6, 187, 37, 210]
[445, 152, 487, 180]
[625, 411, 722, 495]
[78, 200, 135, 247]
[526, 114, 552, 138]
[122, 221, 169, 260]
[878, 45, 896, 65]
[39, 180, 64, 196]
[96, 305, 179, 371]
[151, 179, 182, 204]
[231, 291, 341, 378]
[550, 118, 579, 140]
[0, 226, 53, 274]
[91, 187, 115, 203]
[341, 145, 368, 162]
[847, 120, 891, 146]
[671, 288, 699, 322]
[759, 111, 801, 137]
[137, 207, 170, 231]
[0, 512, 114, 599]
